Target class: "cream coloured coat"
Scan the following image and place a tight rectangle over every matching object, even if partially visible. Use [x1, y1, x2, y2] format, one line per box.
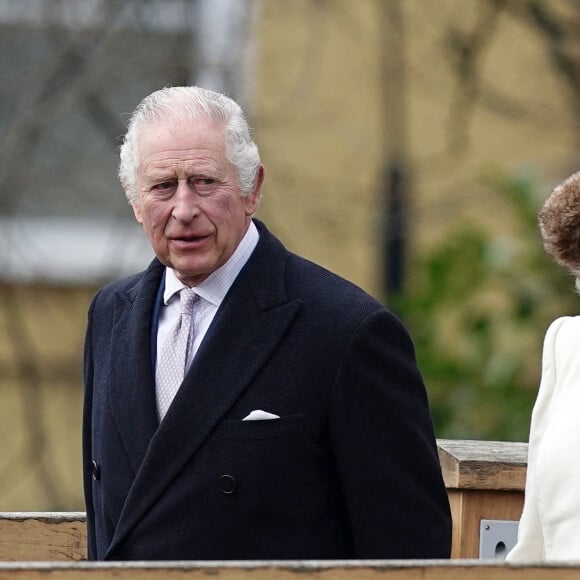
[507, 316, 580, 561]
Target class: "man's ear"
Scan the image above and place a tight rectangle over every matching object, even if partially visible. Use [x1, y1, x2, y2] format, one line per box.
[131, 202, 143, 225]
[245, 165, 265, 216]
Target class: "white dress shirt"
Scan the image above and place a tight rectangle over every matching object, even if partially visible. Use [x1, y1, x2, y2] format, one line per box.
[156, 221, 259, 370]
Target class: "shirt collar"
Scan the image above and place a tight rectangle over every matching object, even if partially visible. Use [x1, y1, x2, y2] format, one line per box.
[163, 220, 259, 307]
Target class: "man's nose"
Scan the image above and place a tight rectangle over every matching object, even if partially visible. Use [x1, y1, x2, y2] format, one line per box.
[172, 182, 199, 222]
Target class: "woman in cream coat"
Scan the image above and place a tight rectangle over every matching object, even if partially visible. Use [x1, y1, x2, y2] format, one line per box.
[507, 171, 580, 561]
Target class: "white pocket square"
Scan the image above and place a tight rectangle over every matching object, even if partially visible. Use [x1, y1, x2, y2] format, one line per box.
[242, 410, 281, 421]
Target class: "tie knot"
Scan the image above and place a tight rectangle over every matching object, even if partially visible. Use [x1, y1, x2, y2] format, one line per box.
[179, 287, 196, 315]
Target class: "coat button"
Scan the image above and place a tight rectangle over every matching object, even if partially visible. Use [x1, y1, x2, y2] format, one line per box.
[91, 460, 100, 481]
[218, 474, 236, 494]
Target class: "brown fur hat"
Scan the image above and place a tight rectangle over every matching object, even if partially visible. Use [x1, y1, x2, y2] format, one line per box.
[539, 171, 580, 276]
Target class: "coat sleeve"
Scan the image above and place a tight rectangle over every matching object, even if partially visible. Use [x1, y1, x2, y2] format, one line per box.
[506, 316, 570, 562]
[82, 291, 100, 561]
[328, 307, 452, 558]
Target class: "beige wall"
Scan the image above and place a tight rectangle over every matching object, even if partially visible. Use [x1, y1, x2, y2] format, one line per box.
[2, 0, 579, 511]
[254, 0, 578, 298]
[0, 286, 89, 510]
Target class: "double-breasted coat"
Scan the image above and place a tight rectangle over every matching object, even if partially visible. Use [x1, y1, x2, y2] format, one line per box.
[83, 219, 451, 560]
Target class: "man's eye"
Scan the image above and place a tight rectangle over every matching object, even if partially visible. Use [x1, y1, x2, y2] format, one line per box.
[155, 181, 174, 190]
[194, 178, 217, 196]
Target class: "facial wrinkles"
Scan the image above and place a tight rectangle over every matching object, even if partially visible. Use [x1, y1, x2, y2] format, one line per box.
[143, 177, 239, 238]
[144, 155, 223, 183]
[129, 117, 260, 286]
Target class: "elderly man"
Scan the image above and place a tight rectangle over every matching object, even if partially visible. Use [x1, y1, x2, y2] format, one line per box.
[83, 86, 451, 561]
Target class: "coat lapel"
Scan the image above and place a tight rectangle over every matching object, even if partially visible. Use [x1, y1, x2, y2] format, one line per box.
[105, 222, 300, 557]
[108, 260, 164, 475]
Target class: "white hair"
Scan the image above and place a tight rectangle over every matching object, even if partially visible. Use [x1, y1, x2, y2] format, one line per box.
[118, 86, 261, 204]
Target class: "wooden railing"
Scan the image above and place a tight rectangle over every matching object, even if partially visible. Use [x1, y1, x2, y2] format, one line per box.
[0, 440, 528, 562]
[0, 512, 86, 561]
[0, 440, 540, 579]
[1, 560, 579, 579]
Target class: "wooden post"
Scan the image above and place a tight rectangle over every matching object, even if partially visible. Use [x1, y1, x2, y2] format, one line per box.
[437, 439, 528, 558]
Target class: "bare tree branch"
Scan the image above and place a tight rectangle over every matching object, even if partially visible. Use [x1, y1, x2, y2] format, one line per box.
[444, 0, 507, 154]
[519, 0, 580, 133]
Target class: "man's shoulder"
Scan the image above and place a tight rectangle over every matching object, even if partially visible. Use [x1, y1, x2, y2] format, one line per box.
[286, 251, 384, 312]
[92, 260, 163, 304]
[253, 220, 384, 309]
[97, 270, 147, 297]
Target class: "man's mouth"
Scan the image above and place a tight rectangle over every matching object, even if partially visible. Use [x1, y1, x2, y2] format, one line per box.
[169, 234, 210, 248]
[172, 233, 209, 242]
[179, 235, 204, 242]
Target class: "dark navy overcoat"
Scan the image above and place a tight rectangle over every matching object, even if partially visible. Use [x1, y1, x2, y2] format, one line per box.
[83, 219, 451, 560]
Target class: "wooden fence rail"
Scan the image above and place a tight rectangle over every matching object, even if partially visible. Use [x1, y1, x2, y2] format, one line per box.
[0, 440, 529, 563]
[0, 560, 579, 580]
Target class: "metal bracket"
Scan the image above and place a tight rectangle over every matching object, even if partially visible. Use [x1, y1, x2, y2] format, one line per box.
[479, 519, 519, 559]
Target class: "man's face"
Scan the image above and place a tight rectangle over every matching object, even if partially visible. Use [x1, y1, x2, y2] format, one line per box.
[132, 117, 263, 286]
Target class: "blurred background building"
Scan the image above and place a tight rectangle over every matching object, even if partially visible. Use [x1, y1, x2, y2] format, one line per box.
[1, 0, 579, 510]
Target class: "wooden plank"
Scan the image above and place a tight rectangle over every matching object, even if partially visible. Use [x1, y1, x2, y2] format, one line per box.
[437, 439, 528, 491]
[447, 490, 464, 558]
[448, 489, 524, 558]
[0, 513, 86, 561]
[0, 561, 580, 580]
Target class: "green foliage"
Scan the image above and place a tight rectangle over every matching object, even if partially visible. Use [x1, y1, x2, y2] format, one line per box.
[392, 173, 578, 441]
